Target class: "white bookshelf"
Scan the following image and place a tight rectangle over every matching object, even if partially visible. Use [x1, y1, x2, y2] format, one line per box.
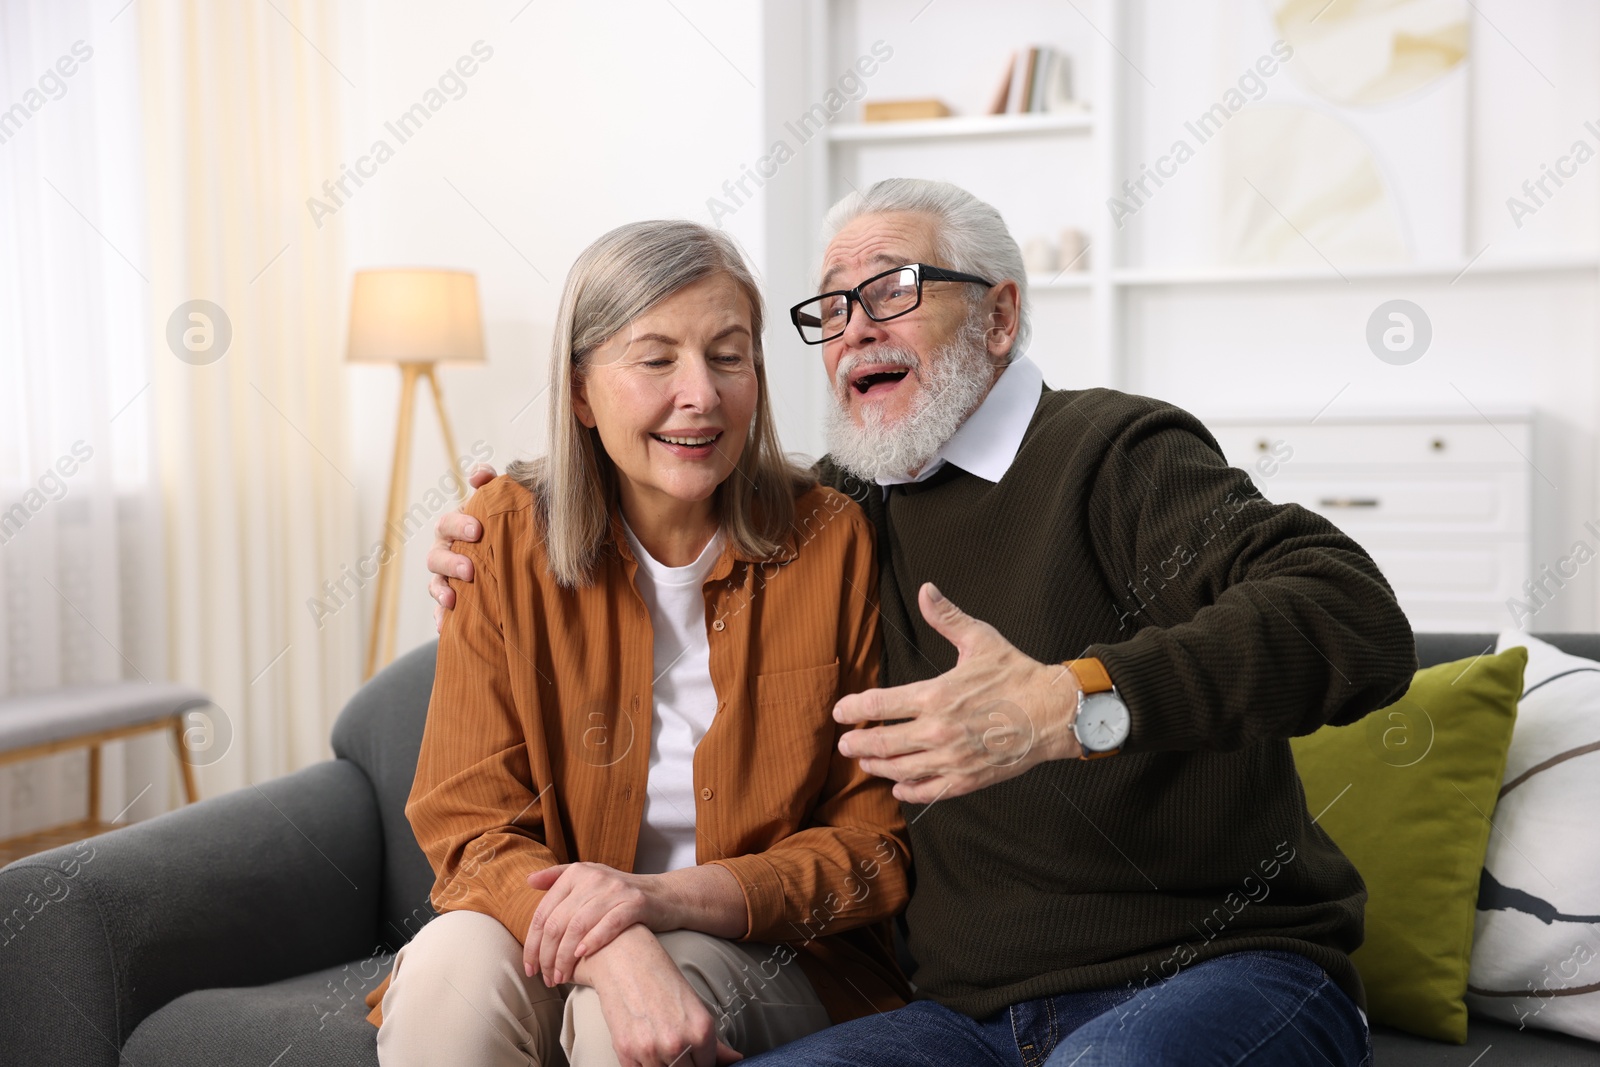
[763, 0, 1125, 413]
[1115, 257, 1600, 288]
[827, 111, 1094, 142]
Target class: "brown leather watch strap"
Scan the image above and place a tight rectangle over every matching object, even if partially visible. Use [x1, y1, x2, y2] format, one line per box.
[1064, 657, 1113, 694]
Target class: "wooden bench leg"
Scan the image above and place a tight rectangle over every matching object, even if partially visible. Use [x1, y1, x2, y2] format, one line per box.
[171, 714, 199, 805]
[87, 745, 100, 823]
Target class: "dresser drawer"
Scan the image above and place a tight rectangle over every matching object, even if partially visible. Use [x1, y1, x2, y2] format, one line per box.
[1208, 420, 1532, 469]
[1199, 412, 1535, 633]
[1362, 540, 1529, 601]
[1255, 472, 1529, 535]
[1391, 601, 1518, 634]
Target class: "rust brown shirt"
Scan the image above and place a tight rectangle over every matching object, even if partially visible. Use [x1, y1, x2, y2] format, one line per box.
[364, 475, 911, 1028]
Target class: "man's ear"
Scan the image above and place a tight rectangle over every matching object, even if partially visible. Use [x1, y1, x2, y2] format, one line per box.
[985, 279, 1021, 362]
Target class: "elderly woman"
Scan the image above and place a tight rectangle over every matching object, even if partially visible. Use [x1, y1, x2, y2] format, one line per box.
[366, 220, 910, 1067]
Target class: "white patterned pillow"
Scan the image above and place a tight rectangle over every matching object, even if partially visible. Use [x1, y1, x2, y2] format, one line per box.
[1464, 632, 1600, 1039]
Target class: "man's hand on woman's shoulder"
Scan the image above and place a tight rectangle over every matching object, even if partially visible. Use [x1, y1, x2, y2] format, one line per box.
[427, 463, 497, 630]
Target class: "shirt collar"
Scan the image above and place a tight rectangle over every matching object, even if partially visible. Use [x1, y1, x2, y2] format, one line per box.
[877, 354, 1044, 489]
[607, 504, 783, 583]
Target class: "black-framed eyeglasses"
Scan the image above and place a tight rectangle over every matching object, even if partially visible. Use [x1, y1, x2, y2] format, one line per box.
[789, 263, 995, 345]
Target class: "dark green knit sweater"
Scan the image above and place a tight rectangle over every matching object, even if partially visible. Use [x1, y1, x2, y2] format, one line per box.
[817, 385, 1417, 1020]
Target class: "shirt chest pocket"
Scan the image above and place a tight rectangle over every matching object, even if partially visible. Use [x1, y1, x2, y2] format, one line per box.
[750, 659, 841, 819]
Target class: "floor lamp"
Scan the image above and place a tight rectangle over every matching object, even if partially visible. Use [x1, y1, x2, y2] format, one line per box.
[346, 269, 485, 680]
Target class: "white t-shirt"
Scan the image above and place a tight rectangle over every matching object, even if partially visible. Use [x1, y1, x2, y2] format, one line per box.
[622, 518, 723, 875]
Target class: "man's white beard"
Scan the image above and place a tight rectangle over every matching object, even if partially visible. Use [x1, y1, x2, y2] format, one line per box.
[823, 312, 994, 484]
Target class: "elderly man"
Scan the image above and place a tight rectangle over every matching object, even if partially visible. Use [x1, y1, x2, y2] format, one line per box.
[425, 179, 1414, 1066]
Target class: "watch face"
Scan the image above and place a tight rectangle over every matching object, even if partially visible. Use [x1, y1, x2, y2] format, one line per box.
[1077, 692, 1130, 752]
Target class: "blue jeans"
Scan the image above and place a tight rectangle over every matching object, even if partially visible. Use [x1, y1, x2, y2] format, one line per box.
[749, 950, 1371, 1067]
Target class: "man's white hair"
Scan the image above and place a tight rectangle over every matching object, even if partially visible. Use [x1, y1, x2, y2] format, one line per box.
[820, 178, 1031, 359]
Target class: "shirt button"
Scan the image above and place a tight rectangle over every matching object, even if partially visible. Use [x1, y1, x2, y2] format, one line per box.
[622, 785, 632, 800]
[700, 787, 713, 801]
[712, 619, 726, 632]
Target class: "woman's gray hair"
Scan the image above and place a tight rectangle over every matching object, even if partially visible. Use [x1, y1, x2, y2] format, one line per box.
[820, 178, 1031, 358]
[509, 219, 811, 587]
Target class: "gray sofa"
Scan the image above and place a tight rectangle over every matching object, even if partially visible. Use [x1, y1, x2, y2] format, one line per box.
[2, 635, 1598, 1066]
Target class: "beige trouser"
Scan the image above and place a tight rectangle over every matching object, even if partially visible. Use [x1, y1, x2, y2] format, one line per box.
[376, 909, 832, 1066]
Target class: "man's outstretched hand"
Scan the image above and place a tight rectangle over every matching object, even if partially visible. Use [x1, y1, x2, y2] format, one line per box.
[428, 464, 497, 631]
[834, 582, 1086, 804]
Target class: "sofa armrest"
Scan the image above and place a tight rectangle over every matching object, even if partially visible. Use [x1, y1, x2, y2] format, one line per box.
[0, 758, 382, 1065]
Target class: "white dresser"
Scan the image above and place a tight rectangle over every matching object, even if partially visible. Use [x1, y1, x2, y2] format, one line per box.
[1202, 411, 1534, 633]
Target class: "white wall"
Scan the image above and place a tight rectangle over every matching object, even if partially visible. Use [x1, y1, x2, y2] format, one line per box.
[337, 0, 771, 660]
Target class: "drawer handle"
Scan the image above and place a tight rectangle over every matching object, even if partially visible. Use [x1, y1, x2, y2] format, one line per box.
[1319, 497, 1380, 509]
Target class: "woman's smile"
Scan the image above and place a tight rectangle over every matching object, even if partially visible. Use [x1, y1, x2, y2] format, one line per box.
[648, 428, 723, 458]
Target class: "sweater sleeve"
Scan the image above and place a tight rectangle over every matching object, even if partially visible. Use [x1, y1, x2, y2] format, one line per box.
[709, 510, 912, 943]
[1081, 402, 1417, 752]
[405, 518, 559, 945]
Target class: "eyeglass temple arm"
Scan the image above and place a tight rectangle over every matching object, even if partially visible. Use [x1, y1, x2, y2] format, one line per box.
[919, 264, 995, 286]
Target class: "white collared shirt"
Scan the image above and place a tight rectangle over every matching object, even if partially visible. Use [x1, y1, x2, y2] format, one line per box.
[877, 354, 1045, 490]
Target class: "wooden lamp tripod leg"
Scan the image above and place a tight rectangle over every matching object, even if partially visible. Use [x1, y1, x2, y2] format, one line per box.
[422, 365, 468, 502]
[365, 363, 422, 680]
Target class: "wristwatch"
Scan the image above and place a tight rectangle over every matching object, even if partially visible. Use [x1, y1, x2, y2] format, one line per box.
[1065, 658, 1130, 760]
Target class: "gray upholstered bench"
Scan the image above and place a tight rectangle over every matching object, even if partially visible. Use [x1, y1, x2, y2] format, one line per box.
[0, 682, 212, 864]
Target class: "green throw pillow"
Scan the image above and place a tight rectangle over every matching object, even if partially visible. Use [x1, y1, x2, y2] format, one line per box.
[1290, 646, 1525, 1044]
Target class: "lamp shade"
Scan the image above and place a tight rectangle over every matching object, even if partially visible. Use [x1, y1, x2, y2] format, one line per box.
[345, 268, 485, 364]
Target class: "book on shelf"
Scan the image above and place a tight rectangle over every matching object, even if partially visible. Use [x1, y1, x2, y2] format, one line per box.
[987, 53, 1014, 115]
[990, 46, 1077, 115]
[862, 99, 952, 123]
[1016, 47, 1039, 111]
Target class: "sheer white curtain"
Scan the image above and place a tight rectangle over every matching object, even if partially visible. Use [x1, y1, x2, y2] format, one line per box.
[0, 0, 361, 838]
[0, 0, 168, 835]
[139, 0, 360, 796]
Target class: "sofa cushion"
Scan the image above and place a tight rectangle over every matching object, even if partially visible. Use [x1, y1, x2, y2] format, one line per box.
[1414, 633, 1600, 671]
[0, 758, 384, 1065]
[122, 956, 383, 1067]
[1372, 1015, 1600, 1064]
[1462, 632, 1600, 1041]
[1291, 646, 1526, 1043]
[330, 640, 441, 954]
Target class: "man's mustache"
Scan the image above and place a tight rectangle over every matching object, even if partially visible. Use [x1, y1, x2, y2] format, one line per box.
[832, 348, 922, 396]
